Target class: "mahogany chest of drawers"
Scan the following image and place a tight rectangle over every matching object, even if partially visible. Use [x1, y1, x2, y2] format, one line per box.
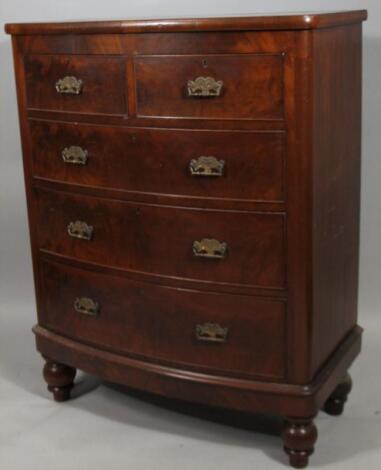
[6, 10, 367, 468]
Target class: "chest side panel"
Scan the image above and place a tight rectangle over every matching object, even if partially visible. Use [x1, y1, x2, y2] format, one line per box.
[310, 24, 363, 377]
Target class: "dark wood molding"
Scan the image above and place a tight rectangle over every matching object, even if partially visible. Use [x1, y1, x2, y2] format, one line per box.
[5, 11, 367, 35]
[33, 324, 362, 417]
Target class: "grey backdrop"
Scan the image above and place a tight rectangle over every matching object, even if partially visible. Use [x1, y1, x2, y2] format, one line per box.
[0, 1, 380, 469]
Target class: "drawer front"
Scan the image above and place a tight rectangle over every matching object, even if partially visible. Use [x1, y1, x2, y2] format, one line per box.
[39, 259, 286, 380]
[35, 189, 286, 289]
[135, 54, 284, 120]
[31, 121, 285, 203]
[24, 55, 126, 115]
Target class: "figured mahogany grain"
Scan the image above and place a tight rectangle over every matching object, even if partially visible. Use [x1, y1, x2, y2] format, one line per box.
[30, 120, 285, 203]
[35, 187, 286, 289]
[135, 54, 284, 120]
[39, 259, 286, 380]
[14, 30, 295, 58]
[24, 54, 126, 115]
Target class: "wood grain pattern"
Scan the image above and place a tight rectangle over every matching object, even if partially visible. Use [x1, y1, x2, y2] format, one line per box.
[310, 24, 363, 377]
[25, 54, 127, 115]
[39, 250, 286, 298]
[39, 259, 287, 380]
[14, 30, 296, 57]
[284, 30, 314, 385]
[134, 54, 284, 120]
[30, 120, 285, 204]
[35, 187, 286, 289]
[33, 323, 362, 417]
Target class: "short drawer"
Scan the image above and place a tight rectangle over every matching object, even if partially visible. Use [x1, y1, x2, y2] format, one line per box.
[35, 188, 286, 289]
[39, 259, 287, 380]
[30, 121, 285, 203]
[24, 55, 126, 115]
[135, 54, 284, 120]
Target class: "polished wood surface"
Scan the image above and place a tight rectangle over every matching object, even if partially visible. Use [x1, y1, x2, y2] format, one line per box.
[43, 358, 76, 401]
[35, 187, 286, 289]
[34, 323, 362, 415]
[135, 54, 284, 120]
[39, 259, 286, 380]
[310, 24, 363, 376]
[6, 12, 366, 468]
[5, 10, 367, 35]
[25, 55, 126, 115]
[30, 120, 285, 204]
[282, 417, 318, 469]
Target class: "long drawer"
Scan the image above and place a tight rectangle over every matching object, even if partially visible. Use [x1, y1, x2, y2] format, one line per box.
[38, 259, 287, 380]
[35, 188, 286, 289]
[30, 121, 285, 203]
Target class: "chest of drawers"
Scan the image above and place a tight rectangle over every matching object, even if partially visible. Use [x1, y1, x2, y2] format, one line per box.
[6, 10, 367, 468]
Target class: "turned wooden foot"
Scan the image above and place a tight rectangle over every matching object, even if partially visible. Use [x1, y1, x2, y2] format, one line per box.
[43, 358, 76, 402]
[282, 417, 318, 469]
[323, 373, 352, 416]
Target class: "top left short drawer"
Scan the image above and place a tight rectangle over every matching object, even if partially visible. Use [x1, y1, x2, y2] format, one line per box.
[24, 55, 127, 115]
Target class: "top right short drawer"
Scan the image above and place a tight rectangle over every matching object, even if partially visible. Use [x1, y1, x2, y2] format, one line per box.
[134, 54, 284, 120]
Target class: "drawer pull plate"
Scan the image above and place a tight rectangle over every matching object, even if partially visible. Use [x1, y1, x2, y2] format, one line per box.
[55, 76, 83, 94]
[187, 76, 224, 97]
[74, 297, 99, 316]
[190, 156, 225, 176]
[67, 220, 93, 241]
[196, 323, 228, 343]
[62, 146, 88, 165]
[193, 238, 227, 259]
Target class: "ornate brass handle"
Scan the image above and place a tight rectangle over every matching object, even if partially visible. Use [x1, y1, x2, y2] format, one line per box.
[62, 146, 88, 165]
[189, 156, 225, 177]
[67, 221, 93, 241]
[193, 238, 227, 259]
[74, 297, 99, 316]
[196, 323, 229, 343]
[187, 76, 224, 97]
[55, 76, 83, 94]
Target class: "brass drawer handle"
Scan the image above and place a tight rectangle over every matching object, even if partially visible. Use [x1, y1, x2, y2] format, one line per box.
[67, 220, 93, 241]
[190, 156, 225, 177]
[74, 297, 99, 316]
[187, 76, 224, 97]
[196, 323, 229, 343]
[193, 238, 227, 259]
[62, 146, 88, 165]
[55, 76, 83, 94]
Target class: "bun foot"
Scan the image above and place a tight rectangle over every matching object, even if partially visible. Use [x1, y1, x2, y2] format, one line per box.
[43, 359, 76, 402]
[323, 373, 352, 416]
[282, 417, 318, 468]
[287, 451, 310, 469]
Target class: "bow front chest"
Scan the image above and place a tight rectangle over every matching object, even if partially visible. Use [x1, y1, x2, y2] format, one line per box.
[6, 10, 367, 467]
